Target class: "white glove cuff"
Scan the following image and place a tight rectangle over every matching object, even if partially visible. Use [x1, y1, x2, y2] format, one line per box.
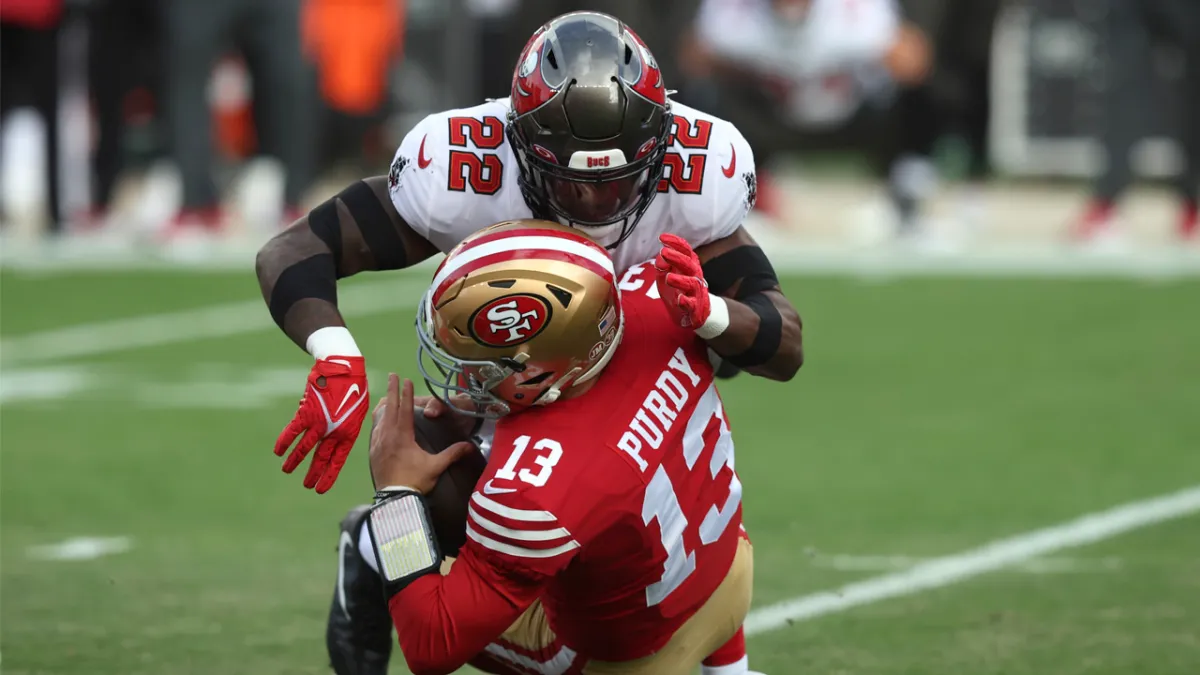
[696, 295, 730, 340]
[306, 326, 362, 360]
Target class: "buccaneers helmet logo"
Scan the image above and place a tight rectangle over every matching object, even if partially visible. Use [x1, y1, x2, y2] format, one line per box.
[469, 294, 552, 347]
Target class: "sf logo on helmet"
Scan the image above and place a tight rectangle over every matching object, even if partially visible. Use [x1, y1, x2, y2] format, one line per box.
[469, 294, 552, 347]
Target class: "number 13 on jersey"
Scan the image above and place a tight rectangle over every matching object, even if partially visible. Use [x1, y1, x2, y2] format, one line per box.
[641, 384, 742, 607]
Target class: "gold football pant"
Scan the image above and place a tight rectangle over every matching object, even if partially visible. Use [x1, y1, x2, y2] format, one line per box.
[462, 536, 754, 675]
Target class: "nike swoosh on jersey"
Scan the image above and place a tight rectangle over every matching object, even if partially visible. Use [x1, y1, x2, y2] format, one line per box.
[482, 479, 517, 495]
[722, 144, 737, 178]
[418, 135, 432, 169]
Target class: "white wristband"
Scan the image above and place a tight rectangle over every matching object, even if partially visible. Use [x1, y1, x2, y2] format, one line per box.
[696, 295, 730, 340]
[306, 326, 362, 360]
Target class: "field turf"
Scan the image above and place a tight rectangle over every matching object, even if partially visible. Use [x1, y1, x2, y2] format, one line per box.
[2, 269, 1198, 674]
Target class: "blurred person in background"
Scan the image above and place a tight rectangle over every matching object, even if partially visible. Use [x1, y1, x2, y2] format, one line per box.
[82, 0, 163, 229]
[0, 0, 65, 232]
[164, 0, 315, 236]
[303, 0, 405, 173]
[896, 0, 1001, 228]
[1072, 0, 1200, 242]
[680, 0, 931, 232]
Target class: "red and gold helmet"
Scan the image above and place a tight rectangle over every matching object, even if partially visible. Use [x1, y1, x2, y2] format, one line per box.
[417, 220, 624, 417]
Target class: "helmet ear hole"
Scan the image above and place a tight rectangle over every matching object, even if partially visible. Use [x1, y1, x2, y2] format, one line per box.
[521, 372, 555, 387]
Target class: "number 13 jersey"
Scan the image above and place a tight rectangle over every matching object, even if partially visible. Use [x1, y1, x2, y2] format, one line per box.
[386, 97, 757, 274]
[462, 261, 745, 662]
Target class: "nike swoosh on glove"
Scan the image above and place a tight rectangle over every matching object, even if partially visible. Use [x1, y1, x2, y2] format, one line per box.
[275, 356, 369, 493]
[654, 233, 712, 330]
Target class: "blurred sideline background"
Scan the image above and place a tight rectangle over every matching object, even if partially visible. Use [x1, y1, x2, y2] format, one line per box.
[3, 3, 1200, 674]
[1, 0, 1197, 274]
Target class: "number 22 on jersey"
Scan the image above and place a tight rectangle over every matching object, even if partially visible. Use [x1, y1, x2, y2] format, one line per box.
[447, 116, 504, 195]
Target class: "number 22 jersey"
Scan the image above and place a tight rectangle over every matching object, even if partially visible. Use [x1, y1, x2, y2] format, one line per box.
[459, 262, 744, 661]
[386, 97, 757, 274]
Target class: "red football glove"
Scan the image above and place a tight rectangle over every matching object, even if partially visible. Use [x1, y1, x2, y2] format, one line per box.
[274, 356, 369, 493]
[654, 233, 712, 329]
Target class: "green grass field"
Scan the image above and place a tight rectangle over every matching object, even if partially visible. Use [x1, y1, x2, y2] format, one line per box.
[2, 269, 1199, 675]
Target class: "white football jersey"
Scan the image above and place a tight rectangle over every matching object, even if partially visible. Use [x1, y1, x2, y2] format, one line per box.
[386, 97, 756, 274]
[696, 0, 899, 127]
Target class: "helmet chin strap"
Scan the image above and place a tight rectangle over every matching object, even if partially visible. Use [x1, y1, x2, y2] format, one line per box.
[537, 311, 626, 406]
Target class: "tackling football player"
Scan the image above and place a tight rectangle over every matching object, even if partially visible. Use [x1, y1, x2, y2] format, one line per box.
[349, 220, 760, 675]
[257, 11, 803, 494]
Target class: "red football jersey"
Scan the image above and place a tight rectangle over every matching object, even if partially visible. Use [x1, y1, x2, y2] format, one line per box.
[461, 260, 744, 661]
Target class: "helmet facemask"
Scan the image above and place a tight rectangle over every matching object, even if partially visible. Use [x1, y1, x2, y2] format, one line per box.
[415, 220, 625, 419]
[506, 11, 673, 249]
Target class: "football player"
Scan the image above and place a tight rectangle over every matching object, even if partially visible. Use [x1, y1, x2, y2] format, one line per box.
[352, 220, 760, 675]
[257, 11, 804, 495]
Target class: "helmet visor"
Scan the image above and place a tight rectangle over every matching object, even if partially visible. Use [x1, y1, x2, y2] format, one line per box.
[543, 169, 650, 226]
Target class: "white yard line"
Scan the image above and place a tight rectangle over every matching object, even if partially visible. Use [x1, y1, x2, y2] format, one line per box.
[0, 277, 429, 366]
[27, 536, 133, 561]
[744, 485, 1200, 636]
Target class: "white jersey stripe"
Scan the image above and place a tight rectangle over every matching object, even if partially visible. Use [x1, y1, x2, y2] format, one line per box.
[466, 523, 580, 559]
[471, 492, 559, 522]
[431, 235, 615, 293]
[484, 642, 578, 675]
[468, 505, 573, 542]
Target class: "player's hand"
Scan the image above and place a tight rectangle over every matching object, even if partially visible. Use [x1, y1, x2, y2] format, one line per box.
[369, 374, 475, 494]
[274, 356, 369, 493]
[654, 233, 712, 330]
[418, 394, 482, 439]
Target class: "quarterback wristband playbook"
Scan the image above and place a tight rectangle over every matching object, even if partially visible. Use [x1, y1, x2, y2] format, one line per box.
[367, 487, 444, 596]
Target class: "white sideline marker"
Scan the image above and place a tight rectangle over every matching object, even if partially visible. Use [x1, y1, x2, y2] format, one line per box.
[745, 485, 1200, 636]
[0, 277, 429, 366]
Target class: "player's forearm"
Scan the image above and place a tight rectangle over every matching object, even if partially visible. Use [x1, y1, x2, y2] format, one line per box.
[257, 177, 434, 353]
[388, 560, 527, 675]
[256, 227, 347, 351]
[706, 290, 803, 381]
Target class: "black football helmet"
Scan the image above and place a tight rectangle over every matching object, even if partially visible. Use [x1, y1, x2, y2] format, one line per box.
[506, 11, 673, 248]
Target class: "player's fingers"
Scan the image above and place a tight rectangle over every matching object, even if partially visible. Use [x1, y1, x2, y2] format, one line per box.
[422, 394, 449, 418]
[435, 441, 477, 472]
[659, 232, 686, 249]
[283, 428, 321, 473]
[663, 272, 695, 291]
[372, 398, 388, 427]
[662, 234, 695, 257]
[660, 246, 695, 270]
[274, 421, 302, 456]
[396, 379, 415, 434]
[383, 373, 400, 423]
[315, 441, 353, 494]
[304, 438, 336, 490]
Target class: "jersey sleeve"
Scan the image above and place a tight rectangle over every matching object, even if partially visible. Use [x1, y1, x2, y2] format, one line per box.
[386, 112, 484, 254]
[676, 118, 757, 246]
[463, 488, 581, 579]
[387, 114, 443, 248]
[389, 539, 548, 675]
